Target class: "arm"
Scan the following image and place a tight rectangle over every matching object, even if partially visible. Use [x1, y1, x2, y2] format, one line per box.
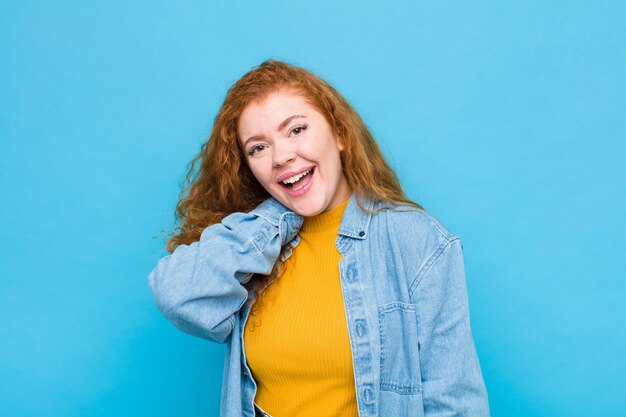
[147, 197, 302, 343]
[409, 238, 490, 416]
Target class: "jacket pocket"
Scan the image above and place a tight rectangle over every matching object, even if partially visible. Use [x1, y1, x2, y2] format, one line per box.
[378, 302, 422, 395]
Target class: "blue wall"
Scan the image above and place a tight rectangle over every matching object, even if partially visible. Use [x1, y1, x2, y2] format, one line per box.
[1, 1, 624, 416]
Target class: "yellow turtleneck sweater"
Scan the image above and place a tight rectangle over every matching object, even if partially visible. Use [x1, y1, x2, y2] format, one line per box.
[243, 198, 358, 417]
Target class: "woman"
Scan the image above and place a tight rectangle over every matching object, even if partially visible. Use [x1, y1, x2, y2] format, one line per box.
[148, 60, 490, 417]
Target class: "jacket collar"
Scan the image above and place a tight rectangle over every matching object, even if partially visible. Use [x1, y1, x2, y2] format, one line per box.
[338, 191, 376, 240]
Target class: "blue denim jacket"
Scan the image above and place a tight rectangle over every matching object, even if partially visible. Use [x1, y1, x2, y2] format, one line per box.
[148, 192, 490, 416]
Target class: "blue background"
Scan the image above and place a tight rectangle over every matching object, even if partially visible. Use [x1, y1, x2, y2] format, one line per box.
[1, 1, 625, 416]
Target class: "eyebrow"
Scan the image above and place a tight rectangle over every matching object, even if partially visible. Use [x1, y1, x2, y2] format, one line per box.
[242, 115, 306, 148]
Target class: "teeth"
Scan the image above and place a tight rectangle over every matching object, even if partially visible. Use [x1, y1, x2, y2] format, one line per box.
[282, 168, 312, 185]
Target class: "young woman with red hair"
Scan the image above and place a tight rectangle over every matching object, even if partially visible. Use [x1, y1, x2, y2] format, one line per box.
[148, 60, 490, 417]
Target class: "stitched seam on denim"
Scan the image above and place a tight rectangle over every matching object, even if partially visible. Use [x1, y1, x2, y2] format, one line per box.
[380, 383, 421, 394]
[251, 211, 279, 227]
[378, 307, 387, 387]
[340, 272, 364, 413]
[336, 236, 353, 254]
[424, 213, 455, 240]
[408, 237, 460, 298]
[251, 222, 273, 252]
[378, 306, 421, 394]
[379, 302, 416, 313]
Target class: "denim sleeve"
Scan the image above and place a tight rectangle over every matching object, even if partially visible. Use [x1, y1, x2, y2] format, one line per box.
[410, 238, 490, 416]
[147, 198, 302, 343]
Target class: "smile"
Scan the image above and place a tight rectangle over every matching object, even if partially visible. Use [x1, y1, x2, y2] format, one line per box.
[282, 167, 313, 187]
[279, 167, 315, 196]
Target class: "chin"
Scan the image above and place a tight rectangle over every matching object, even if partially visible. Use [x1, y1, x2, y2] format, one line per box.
[277, 196, 326, 217]
[294, 207, 324, 217]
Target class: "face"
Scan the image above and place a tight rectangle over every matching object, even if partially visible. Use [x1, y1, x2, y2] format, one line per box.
[237, 89, 352, 216]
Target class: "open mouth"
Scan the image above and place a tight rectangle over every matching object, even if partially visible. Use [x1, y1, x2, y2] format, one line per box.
[279, 167, 315, 191]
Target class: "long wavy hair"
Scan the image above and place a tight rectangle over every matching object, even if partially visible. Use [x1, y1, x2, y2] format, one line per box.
[165, 60, 423, 320]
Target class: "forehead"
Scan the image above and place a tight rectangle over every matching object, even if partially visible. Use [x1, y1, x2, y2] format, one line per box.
[238, 90, 317, 132]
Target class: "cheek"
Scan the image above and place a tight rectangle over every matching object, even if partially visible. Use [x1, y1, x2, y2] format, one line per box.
[298, 140, 325, 160]
[320, 145, 343, 168]
[247, 160, 272, 185]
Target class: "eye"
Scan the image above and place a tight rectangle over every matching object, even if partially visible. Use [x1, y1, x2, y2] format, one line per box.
[247, 144, 267, 156]
[289, 124, 308, 137]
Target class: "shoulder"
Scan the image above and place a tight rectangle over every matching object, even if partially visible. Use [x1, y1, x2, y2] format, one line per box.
[367, 201, 462, 276]
[371, 202, 467, 296]
[371, 201, 459, 244]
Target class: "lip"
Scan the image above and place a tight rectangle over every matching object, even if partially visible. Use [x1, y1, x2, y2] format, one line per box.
[276, 165, 316, 183]
[280, 167, 315, 197]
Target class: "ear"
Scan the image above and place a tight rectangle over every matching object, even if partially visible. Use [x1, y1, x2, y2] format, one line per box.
[336, 136, 345, 151]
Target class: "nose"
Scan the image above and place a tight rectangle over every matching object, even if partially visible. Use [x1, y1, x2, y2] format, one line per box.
[272, 141, 296, 168]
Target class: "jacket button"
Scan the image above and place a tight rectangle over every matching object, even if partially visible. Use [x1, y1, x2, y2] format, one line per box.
[359, 231, 365, 237]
